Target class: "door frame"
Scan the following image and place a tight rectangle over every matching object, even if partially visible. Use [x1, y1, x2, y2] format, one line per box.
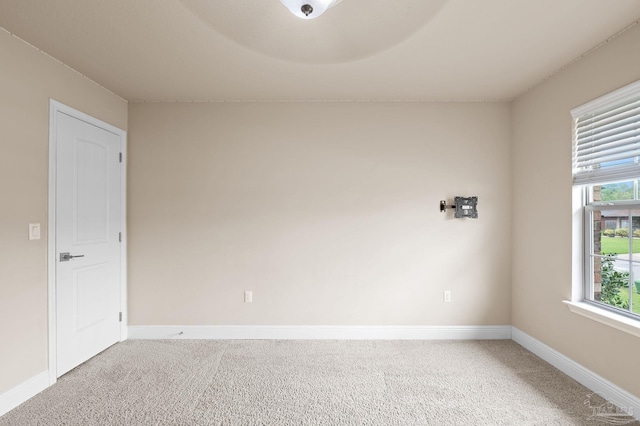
[47, 99, 127, 384]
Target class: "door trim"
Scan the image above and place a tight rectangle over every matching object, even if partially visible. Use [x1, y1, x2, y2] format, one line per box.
[47, 99, 127, 384]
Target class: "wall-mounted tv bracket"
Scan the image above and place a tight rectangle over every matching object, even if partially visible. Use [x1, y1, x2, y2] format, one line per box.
[440, 196, 478, 219]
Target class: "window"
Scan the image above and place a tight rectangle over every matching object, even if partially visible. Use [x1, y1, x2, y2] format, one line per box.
[584, 184, 640, 317]
[573, 80, 640, 320]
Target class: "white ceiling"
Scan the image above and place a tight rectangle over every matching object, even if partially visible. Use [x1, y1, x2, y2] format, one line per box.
[1, 0, 639, 102]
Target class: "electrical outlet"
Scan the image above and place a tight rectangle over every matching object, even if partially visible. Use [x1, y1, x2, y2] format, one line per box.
[244, 291, 253, 303]
[443, 290, 452, 303]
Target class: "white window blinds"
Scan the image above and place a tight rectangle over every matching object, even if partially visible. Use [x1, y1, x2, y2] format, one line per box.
[572, 80, 640, 186]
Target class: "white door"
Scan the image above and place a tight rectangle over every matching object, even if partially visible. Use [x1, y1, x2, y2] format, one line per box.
[55, 111, 122, 376]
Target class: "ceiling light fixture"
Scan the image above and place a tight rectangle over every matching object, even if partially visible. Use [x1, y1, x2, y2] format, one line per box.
[279, 0, 341, 20]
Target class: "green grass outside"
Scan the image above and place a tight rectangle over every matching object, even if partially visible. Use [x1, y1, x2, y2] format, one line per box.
[600, 236, 640, 255]
[598, 236, 640, 315]
[617, 285, 640, 315]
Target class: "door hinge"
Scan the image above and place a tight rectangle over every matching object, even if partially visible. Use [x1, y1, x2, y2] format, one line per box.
[119, 232, 122, 242]
[119, 312, 123, 322]
[119, 152, 123, 163]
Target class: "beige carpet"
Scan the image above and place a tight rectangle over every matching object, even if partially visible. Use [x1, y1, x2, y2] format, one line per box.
[1, 340, 637, 425]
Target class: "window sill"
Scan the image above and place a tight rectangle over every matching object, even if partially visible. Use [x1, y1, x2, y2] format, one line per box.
[563, 301, 640, 338]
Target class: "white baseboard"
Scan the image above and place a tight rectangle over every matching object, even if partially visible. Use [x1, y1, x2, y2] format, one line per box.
[0, 371, 49, 417]
[512, 327, 639, 422]
[128, 325, 513, 340]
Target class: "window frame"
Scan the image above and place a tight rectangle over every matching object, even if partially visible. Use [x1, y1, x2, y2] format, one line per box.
[582, 192, 640, 321]
[569, 80, 640, 332]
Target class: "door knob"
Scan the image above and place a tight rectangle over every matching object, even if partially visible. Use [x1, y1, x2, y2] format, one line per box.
[59, 252, 85, 262]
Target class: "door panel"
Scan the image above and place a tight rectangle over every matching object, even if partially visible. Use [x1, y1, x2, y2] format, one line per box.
[75, 139, 109, 243]
[74, 263, 109, 331]
[56, 112, 121, 377]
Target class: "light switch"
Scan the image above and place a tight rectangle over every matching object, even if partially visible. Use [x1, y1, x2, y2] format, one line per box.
[29, 223, 41, 240]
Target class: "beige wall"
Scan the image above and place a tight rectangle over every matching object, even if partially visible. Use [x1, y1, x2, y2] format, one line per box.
[0, 29, 127, 394]
[512, 25, 640, 397]
[128, 102, 512, 326]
